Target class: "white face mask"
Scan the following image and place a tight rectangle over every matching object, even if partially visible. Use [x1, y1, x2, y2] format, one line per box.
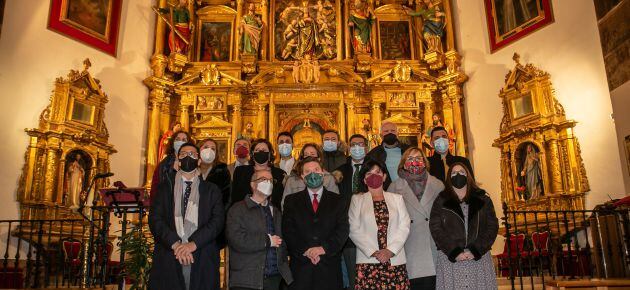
[257, 180, 273, 197]
[200, 148, 216, 164]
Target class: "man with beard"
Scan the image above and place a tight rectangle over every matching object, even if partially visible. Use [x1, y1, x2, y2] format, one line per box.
[365, 121, 409, 190]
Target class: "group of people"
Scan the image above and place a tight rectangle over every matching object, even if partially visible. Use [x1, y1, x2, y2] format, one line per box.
[148, 121, 499, 290]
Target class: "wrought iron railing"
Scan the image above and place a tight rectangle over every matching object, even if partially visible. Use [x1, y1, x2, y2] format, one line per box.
[500, 202, 630, 289]
[0, 206, 148, 289]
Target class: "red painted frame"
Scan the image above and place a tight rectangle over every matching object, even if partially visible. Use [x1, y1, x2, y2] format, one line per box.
[48, 0, 122, 57]
[484, 0, 554, 53]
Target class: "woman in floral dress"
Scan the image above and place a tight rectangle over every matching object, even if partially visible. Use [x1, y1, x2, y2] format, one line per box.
[349, 160, 411, 289]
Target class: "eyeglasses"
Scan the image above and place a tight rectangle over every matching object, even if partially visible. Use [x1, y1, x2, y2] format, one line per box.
[406, 156, 423, 162]
[252, 177, 272, 183]
[350, 142, 366, 147]
[178, 151, 199, 159]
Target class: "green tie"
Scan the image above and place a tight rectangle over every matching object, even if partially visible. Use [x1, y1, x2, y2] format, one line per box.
[352, 164, 361, 194]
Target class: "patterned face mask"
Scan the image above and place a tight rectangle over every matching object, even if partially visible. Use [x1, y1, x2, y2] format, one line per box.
[404, 160, 426, 175]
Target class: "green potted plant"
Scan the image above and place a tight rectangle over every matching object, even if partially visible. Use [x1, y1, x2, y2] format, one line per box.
[118, 226, 153, 290]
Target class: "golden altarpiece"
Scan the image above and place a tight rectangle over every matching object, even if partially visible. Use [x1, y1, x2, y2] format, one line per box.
[493, 54, 589, 213]
[17, 59, 116, 221]
[144, 0, 469, 185]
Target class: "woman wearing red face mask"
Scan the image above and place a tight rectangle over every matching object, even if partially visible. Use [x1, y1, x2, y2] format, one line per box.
[348, 160, 411, 289]
[389, 147, 444, 290]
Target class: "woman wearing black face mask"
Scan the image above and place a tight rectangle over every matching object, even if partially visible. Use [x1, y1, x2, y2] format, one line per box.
[229, 139, 287, 209]
[429, 162, 498, 290]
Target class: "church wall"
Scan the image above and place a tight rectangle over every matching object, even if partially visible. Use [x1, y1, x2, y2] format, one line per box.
[0, 1, 155, 220]
[452, 0, 627, 219]
[611, 81, 630, 193]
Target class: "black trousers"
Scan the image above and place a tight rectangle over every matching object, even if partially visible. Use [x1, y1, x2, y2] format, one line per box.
[410, 275, 436, 290]
[231, 274, 282, 290]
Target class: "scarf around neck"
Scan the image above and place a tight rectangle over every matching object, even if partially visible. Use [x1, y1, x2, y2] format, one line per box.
[399, 169, 428, 201]
[174, 170, 200, 243]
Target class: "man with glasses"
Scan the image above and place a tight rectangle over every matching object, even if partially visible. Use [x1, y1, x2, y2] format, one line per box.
[149, 142, 225, 290]
[332, 134, 368, 290]
[226, 169, 293, 290]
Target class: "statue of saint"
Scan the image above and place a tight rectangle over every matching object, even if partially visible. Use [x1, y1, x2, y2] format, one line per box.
[240, 3, 263, 55]
[520, 144, 543, 200]
[240, 122, 256, 140]
[65, 153, 85, 209]
[158, 122, 182, 162]
[426, 113, 455, 153]
[405, 0, 446, 53]
[348, 0, 374, 54]
[296, 8, 319, 58]
[157, 0, 193, 54]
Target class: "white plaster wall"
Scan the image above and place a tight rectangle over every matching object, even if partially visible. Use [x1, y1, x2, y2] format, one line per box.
[0, 1, 155, 222]
[451, 0, 627, 215]
[611, 81, 630, 193]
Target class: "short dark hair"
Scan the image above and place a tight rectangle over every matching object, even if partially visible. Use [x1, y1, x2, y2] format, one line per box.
[348, 134, 368, 144]
[299, 143, 323, 160]
[430, 126, 448, 139]
[177, 142, 199, 155]
[295, 156, 322, 176]
[234, 137, 250, 147]
[357, 159, 390, 193]
[250, 138, 276, 165]
[322, 129, 340, 139]
[277, 131, 293, 141]
[168, 131, 192, 156]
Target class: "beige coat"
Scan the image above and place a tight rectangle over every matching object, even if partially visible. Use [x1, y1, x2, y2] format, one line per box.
[388, 175, 444, 279]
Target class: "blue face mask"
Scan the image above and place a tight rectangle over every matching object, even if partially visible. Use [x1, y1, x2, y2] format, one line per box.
[350, 145, 366, 160]
[433, 137, 449, 154]
[278, 143, 293, 157]
[323, 140, 338, 152]
[174, 140, 186, 155]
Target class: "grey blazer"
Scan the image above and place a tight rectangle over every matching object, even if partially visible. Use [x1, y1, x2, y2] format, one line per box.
[226, 197, 293, 289]
[388, 175, 444, 279]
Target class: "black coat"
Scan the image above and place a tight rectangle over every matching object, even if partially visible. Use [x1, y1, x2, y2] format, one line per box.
[202, 162, 231, 207]
[230, 165, 286, 209]
[429, 188, 498, 263]
[322, 150, 347, 173]
[427, 152, 474, 183]
[148, 172, 225, 290]
[282, 189, 349, 290]
[333, 158, 358, 248]
[365, 143, 410, 189]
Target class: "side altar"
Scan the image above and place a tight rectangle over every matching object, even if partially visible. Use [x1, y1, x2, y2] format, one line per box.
[143, 0, 469, 185]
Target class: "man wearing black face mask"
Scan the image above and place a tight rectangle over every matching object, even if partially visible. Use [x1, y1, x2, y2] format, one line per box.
[365, 121, 409, 190]
[230, 139, 287, 209]
[149, 143, 225, 290]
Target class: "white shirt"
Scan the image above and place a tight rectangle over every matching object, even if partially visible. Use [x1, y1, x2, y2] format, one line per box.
[235, 159, 248, 167]
[308, 187, 323, 203]
[279, 157, 296, 175]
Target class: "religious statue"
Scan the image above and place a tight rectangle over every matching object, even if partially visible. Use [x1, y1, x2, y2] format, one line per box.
[392, 61, 412, 82]
[405, 0, 446, 53]
[239, 121, 256, 140]
[201, 64, 220, 85]
[425, 113, 455, 152]
[65, 153, 86, 209]
[288, 54, 324, 83]
[240, 3, 264, 55]
[296, 8, 320, 58]
[198, 96, 208, 109]
[154, 0, 193, 54]
[520, 144, 543, 200]
[348, 0, 374, 54]
[277, 0, 335, 60]
[158, 121, 182, 162]
[362, 119, 380, 150]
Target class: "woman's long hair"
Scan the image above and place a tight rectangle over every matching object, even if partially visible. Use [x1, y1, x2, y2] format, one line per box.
[443, 161, 478, 202]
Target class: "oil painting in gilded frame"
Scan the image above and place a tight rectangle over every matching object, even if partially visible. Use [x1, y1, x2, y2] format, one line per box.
[198, 21, 233, 62]
[378, 20, 412, 60]
[484, 0, 553, 52]
[48, 0, 122, 57]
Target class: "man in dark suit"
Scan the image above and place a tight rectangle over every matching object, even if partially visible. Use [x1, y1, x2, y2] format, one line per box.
[427, 126, 474, 182]
[149, 142, 225, 290]
[365, 121, 410, 189]
[282, 157, 349, 290]
[333, 134, 367, 290]
[230, 139, 286, 208]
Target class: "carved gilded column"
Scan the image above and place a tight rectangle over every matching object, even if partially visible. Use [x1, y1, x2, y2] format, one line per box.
[440, 91, 454, 133]
[261, 0, 269, 60]
[154, 0, 168, 55]
[230, 104, 243, 163]
[346, 103, 356, 137]
[42, 141, 60, 203]
[422, 101, 433, 136]
[450, 93, 466, 157]
[180, 104, 190, 132]
[547, 138, 563, 194]
[145, 90, 164, 186]
[257, 104, 268, 139]
[268, 95, 276, 142]
[442, 0, 455, 51]
[370, 103, 382, 133]
[20, 136, 39, 202]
